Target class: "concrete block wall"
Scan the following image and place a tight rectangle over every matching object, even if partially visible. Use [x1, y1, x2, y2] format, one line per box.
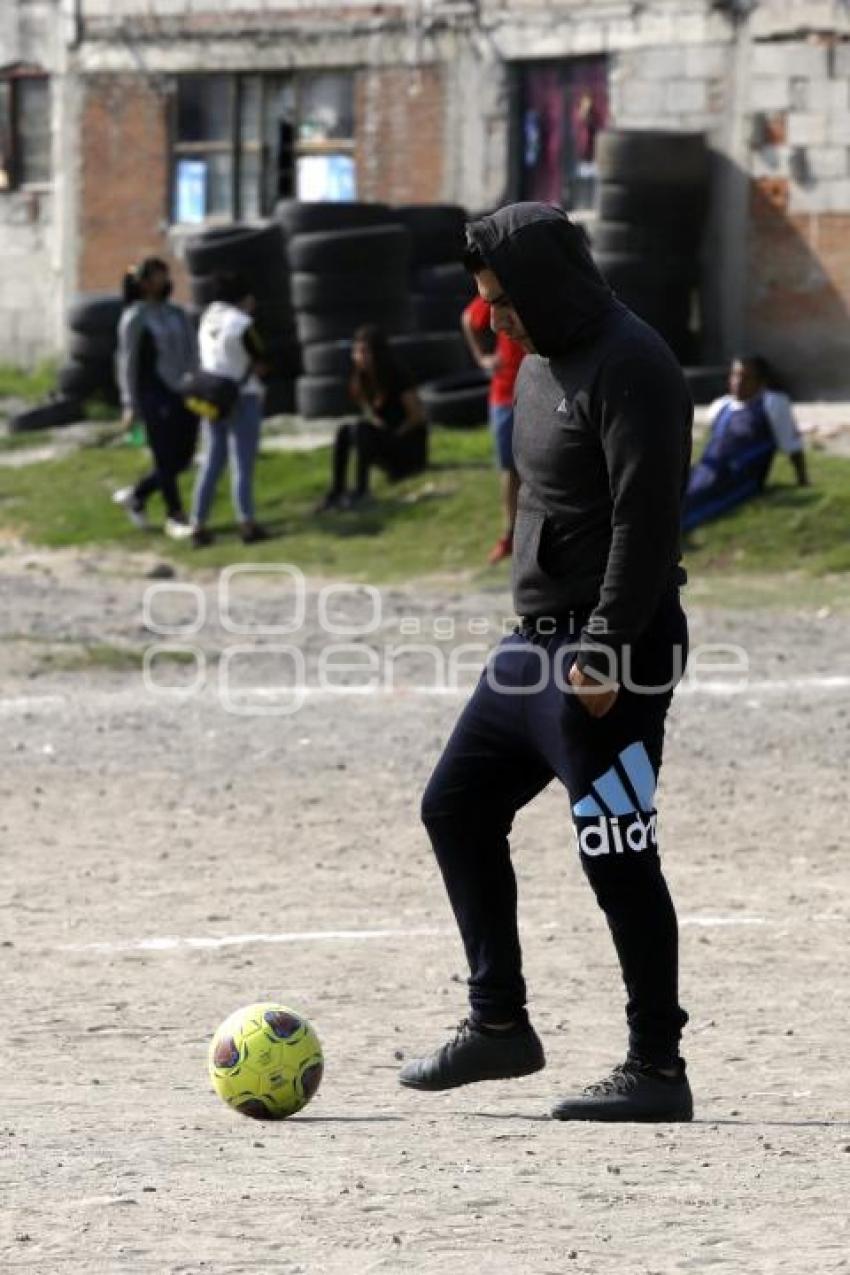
[606, 38, 738, 368]
[602, 25, 850, 394]
[609, 41, 730, 142]
[0, 0, 67, 369]
[750, 38, 850, 215]
[0, 193, 61, 367]
[79, 0, 386, 15]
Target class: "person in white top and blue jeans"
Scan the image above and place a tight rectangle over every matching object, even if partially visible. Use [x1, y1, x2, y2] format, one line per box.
[191, 273, 269, 548]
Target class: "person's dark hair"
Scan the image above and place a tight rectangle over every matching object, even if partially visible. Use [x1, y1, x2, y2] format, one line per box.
[349, 324, 408, 407]
[462, 243, 487, 275]
[122, 256, 169, 306]
[213, 271, 253, 307]
[737, 353, 780, 391]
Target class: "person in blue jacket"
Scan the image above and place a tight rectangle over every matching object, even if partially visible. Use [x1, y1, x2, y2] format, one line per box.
[683, 356, 808, 532]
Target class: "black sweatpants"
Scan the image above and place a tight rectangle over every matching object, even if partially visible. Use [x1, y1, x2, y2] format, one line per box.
[331, 419, 427, 497]
[420, 589, 689, 1068]
[133, 381, 199, 518]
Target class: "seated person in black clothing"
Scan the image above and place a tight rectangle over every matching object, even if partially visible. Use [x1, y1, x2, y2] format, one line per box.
[317, 325, 428, 511]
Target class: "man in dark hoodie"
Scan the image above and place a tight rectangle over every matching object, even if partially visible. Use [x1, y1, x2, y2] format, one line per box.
[399, 203, 694, 1122]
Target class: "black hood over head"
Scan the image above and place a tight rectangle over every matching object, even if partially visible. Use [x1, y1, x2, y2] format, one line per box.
[466, 202, 616, 357]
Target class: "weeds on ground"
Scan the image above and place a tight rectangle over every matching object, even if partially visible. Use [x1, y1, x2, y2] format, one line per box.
[0, 427, 848, 586]
[0, 361, 59, 404]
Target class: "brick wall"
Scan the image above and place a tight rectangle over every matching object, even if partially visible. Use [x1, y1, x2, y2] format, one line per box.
[746, 199, 850, 395]
[746, 37, 850, 394]
[355, 65, 444, 203]
[79, 75, 188, 300]
[76, 66, 444, 308]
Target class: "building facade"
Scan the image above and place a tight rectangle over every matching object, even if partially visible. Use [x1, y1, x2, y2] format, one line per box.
[1, 0, 848, 392]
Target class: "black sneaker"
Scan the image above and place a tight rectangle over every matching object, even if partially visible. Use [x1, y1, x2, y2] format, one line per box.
[341, 491, 373, 511]
[398, 1018, 545, 1092]
[191, 527, 215, 549]
[551, 1060, 693, 1123]
[314, 492, 342, 514]
[240, 523, 268, 545]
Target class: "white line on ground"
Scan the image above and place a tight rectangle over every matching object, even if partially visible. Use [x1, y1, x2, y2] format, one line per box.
[0, 694, 66, 713]
[676, 675, 850, 696]
[679, 914, 766, 927]
[59, 914, 772, 955]
[59, 926, 452, 954]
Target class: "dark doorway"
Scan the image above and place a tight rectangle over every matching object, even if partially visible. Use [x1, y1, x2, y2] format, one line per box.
[516, 58, 609, 210]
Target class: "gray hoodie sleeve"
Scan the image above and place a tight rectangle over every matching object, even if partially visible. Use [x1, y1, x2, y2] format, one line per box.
[577, 351, 691, 681]
[116, 305, 146, 416]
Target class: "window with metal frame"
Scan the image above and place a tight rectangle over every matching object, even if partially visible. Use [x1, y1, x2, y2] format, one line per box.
[0, 66, 51, 191]
[171, 71, 355, 224]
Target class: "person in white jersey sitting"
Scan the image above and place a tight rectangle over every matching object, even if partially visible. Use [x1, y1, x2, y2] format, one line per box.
[683, 355, 808, 533]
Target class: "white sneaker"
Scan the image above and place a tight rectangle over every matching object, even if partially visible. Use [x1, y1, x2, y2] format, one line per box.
[113, 487, 150, 530]
[164, 517, 194, 541]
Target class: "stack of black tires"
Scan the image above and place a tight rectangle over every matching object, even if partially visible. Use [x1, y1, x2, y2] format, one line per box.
[398, 205, 475, 336]
[7, 392, 87, 434]
[277, 201, 416, 420]
[58, 293, 124, 407]
[396, 204, 487, 429]
[9, 292, 123, 433]
[591, 130, 710, 363]
[185, 222, 300, 418]
[300, 330, 473, 416]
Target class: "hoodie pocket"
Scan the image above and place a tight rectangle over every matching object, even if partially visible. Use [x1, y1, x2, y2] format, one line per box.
[513, 506, 548, 583]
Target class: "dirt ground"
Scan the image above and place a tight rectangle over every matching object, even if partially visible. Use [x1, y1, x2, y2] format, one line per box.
[0, 546, 848, 1274]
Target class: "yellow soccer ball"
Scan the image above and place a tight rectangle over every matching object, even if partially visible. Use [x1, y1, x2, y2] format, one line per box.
[209, 1002, 324, 1120]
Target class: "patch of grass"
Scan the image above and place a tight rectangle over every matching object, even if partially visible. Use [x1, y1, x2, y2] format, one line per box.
[2, 635, 199, 675]
[83, 399, 122, 424]
[0, 361, 58, 404]
[0, 430, 848, 594]
[34, 643, 143, 673]
[0, 431, 56, 453]
[682, 457, 850, 577]
[0, 428, 504, 582]
[0, 417, 124, 453]
[50, 643, 199, 673]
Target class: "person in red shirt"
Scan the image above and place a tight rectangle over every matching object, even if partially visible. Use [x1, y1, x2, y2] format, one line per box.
[462, 295, 526, 564]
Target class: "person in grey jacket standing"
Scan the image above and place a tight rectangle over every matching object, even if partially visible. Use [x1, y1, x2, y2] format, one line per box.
[399, 203, 694, 1123]
[113, 257, 199, 539]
